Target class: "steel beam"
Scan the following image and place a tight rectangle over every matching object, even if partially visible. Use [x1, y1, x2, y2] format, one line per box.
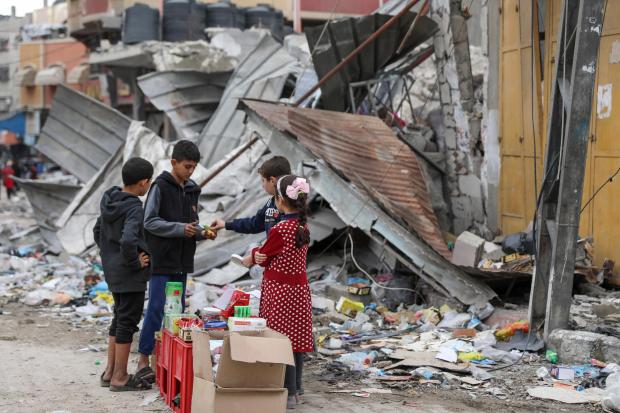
[529, 0, 605, 339]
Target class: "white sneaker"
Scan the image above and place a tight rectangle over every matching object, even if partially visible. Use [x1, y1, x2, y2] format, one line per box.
[230, 254, 245, 267]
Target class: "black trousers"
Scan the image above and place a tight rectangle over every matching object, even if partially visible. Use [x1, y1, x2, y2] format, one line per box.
[109, 291, 145, 344]
[284, 352, 304, 397]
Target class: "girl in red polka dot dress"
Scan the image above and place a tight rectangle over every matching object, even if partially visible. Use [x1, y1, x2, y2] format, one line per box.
[251, 174, 313, 409]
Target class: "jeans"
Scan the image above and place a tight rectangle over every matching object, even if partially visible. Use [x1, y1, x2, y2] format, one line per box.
[284, 352, 304, 397]
[138, 273, 187, 356]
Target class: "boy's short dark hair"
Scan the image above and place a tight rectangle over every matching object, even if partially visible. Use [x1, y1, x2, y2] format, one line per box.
[258, 156, 291, 179]
[172, 140, 201, 163]
[122, 157, 153, 186]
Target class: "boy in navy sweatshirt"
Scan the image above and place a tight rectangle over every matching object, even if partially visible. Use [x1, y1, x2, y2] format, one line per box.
[94, 157, 153, 391]
[135, 140, 216, 382]
[211, 156, 291, 265]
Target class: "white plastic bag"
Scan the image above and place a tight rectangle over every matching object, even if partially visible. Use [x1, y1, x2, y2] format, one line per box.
[603, 372, 620, 412]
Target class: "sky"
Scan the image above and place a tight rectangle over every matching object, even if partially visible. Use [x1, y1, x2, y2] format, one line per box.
[1, 0, 48, 17]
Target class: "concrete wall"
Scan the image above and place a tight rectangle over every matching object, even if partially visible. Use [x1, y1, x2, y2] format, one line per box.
[431, 0, 489, 237]
[19, 39, 88, 109]
[0, 15, 29, 113]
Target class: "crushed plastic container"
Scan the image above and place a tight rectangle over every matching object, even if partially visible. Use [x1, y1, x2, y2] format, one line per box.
[164, 281, 183, 314]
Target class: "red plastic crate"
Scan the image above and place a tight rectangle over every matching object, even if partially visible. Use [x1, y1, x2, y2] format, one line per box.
[159, 329, 174, 403]
[169, 337, 194, 413]
[154, 338, 161, 388]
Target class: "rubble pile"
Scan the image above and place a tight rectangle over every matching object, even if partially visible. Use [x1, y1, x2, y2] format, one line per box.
[0, 196, 113, 328]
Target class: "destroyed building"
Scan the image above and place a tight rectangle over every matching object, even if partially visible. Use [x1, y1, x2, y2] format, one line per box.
[1, 0, 620, 412]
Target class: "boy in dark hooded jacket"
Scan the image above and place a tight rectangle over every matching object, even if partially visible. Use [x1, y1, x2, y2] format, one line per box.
[94, 157, 153, 391]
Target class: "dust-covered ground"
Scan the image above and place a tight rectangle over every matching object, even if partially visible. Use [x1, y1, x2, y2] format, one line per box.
[0, 303, 604, 413]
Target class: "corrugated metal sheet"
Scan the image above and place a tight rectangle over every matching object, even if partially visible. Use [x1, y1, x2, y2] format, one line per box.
[245, 102, 495, 305]
[13, 177, 82, 249]
[138, 70, 231, 141]
[242, 99, 451, 259]
[197, 32, 296, 167]
[305, 12, 438, 111]
[37, 85, 131, 183]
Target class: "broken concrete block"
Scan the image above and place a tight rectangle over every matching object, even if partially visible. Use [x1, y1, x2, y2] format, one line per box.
[452, 231, 485, 267]
[482, 241, 504, 261]
[458, 174, 482, 198]
[548, 329, 620, 364]
[445, 129, 457, 149]
[451, 196, 473, 219]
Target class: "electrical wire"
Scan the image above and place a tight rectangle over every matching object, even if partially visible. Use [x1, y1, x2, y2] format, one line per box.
[580, 165, 620, 215]
[345, 232, 426, 304]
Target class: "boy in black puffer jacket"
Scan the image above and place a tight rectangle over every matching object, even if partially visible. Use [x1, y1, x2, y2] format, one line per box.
[94, 157, 153, 392]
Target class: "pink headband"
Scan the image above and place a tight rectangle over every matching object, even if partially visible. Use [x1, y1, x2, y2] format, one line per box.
[278, 176, 310, 200]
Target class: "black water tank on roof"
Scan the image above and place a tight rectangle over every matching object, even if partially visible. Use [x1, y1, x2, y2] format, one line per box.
[123, 3, 160, 44]
[163, 0, 207, 41]
[206, 1, 244, 29]
[245, 4, 284, 40]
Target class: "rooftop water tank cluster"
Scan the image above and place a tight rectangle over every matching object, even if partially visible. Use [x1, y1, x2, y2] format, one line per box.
[122, 1, 286, 44]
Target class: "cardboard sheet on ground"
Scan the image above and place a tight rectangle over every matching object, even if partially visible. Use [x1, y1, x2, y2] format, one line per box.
[527, 386, 604, 404]
[56, 122, 209, 254]
[387, 350, 469, 372]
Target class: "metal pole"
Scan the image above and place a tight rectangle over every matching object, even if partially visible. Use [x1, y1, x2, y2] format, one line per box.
[292, 0, 421, 107]
[396, 0, 429, 54]
[542, 0, 604, 339]
[199, 134, 260, 188]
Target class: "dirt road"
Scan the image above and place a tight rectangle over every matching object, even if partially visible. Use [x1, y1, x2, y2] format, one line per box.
[0, 303, 603, 413]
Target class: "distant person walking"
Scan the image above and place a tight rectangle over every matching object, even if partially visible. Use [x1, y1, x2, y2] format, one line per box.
[2, 162, 16, 200]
